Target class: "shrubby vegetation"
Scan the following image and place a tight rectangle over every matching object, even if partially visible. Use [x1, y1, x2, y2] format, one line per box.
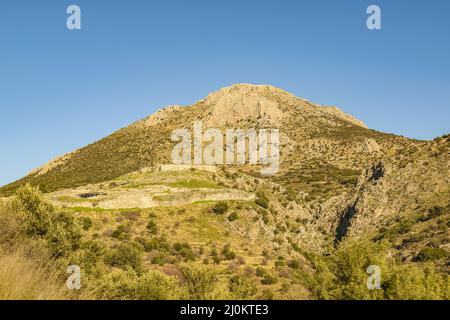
[212, 201, 229, 215]
[105, 243, 144, 273]
[13, 184, 81, 258]
[94, 268, 187, 300]
[180, 265, 218, 300]
[413, 247, 448, 262]
[1, 184, 447, 300]
[255, 192, 269, 209]
[303, 239, 449, 300]
[0, 185, 224, 300]
[229, 275, 257, 299]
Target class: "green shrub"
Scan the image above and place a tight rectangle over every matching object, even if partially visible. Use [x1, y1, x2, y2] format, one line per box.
[228, 212, 239, 222]
[288, 260, 300, 269]
[260, 289, 275, 300]
[106, 243, 143, 272]
[255, 192, 269, 209]
[256, 267, 266, 277]
[151, 252, 168, 265]
[428, 206, 447, 218]
[275, 260, 285, 267]
[383, 263, 449, 300]
[136, 236, 169, 252]
[304, 238, 449, 300]
[146, 219, 158, 234]
[78, 217, 93, 231]
[210, 247, 221, 264]
[70, 240, 105, 274]
[213, 201, 229, 215]
[173, 242, 196, 261]
[13, 184, 81, 257]
[221, 244, 236, 260]
[413, 247, 448, 262]
[94, 268, 187, 300]
[180, 265, 218, 299]
[111, 224, 130, 240]
[261, 274, 278, 285]
[304, 239, 388, 300]
[229, 275, 257, 299]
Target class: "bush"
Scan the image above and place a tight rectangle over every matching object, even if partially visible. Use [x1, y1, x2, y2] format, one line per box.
[151, 252, 168, 266]
[78, 217, 93, 231]
[94, 268, 187, 300]
[304, 238, 449, 300]
[111, 224, 130, 240]
[275, 260, 285, 267]
[71, 240, 105, 274]
[428, 206, 447, 218]
[383, 263, 449, 300]
[136, 236, 169, 252]
[255, 192, 269, 209]
[221, 244, 236, 260]
[413, 247, 448, 262]
[229, 275, 257, 299]
[288, 260, 300, 269]
[261, 274, 278, 285]
[304, 239, 388, 300]
[210, 247, 221, 264]
[256, 267, 266, 277]
[228, 212, 239, 222]
[180, 265, 218, 299]
[13, 184, 81, 257]
[260, 289, 275, 300]
[146, 219, 158, 234]
[213, 201, 229, 215]
[105, 243, 143, 272]
[173, 242, 196, 261]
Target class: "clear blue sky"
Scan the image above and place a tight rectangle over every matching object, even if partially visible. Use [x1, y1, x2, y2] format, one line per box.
[1, 0, 449, 186]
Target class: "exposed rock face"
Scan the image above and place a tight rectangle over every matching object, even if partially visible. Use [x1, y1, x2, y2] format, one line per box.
[313, 136, 450, 249]
[286, 134, 449, 255]
[203, 84, 285, 127]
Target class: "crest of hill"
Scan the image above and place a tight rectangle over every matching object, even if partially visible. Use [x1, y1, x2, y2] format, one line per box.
[136, 84, 367, 129]
[0, 84, 399, 195]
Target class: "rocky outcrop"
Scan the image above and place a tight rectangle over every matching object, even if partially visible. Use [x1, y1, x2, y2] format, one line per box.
[203, 84, 285, 127]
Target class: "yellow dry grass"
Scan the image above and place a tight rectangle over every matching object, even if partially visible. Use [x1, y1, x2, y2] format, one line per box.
[0, 251, 71, 300]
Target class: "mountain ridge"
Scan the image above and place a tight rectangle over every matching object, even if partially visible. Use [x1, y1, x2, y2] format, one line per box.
[0, 84, 401, 195]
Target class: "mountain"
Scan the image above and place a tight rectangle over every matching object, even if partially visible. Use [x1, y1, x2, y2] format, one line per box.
[0, 84, 412, 195]
[0, 84, 448, 300]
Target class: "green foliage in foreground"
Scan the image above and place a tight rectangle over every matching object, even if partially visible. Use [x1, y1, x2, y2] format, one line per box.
[1, 185, 225, 300]
[94, 268, 188, 300]
[13, 184, 81, 258]
[2, 184, 448, 300]
[180, 264, 218, 300]
[303, 239, 449, 300]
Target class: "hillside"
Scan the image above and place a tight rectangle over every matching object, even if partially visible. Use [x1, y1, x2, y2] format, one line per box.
[0, 84, 448, 300]
[0, 84, 413, 196]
